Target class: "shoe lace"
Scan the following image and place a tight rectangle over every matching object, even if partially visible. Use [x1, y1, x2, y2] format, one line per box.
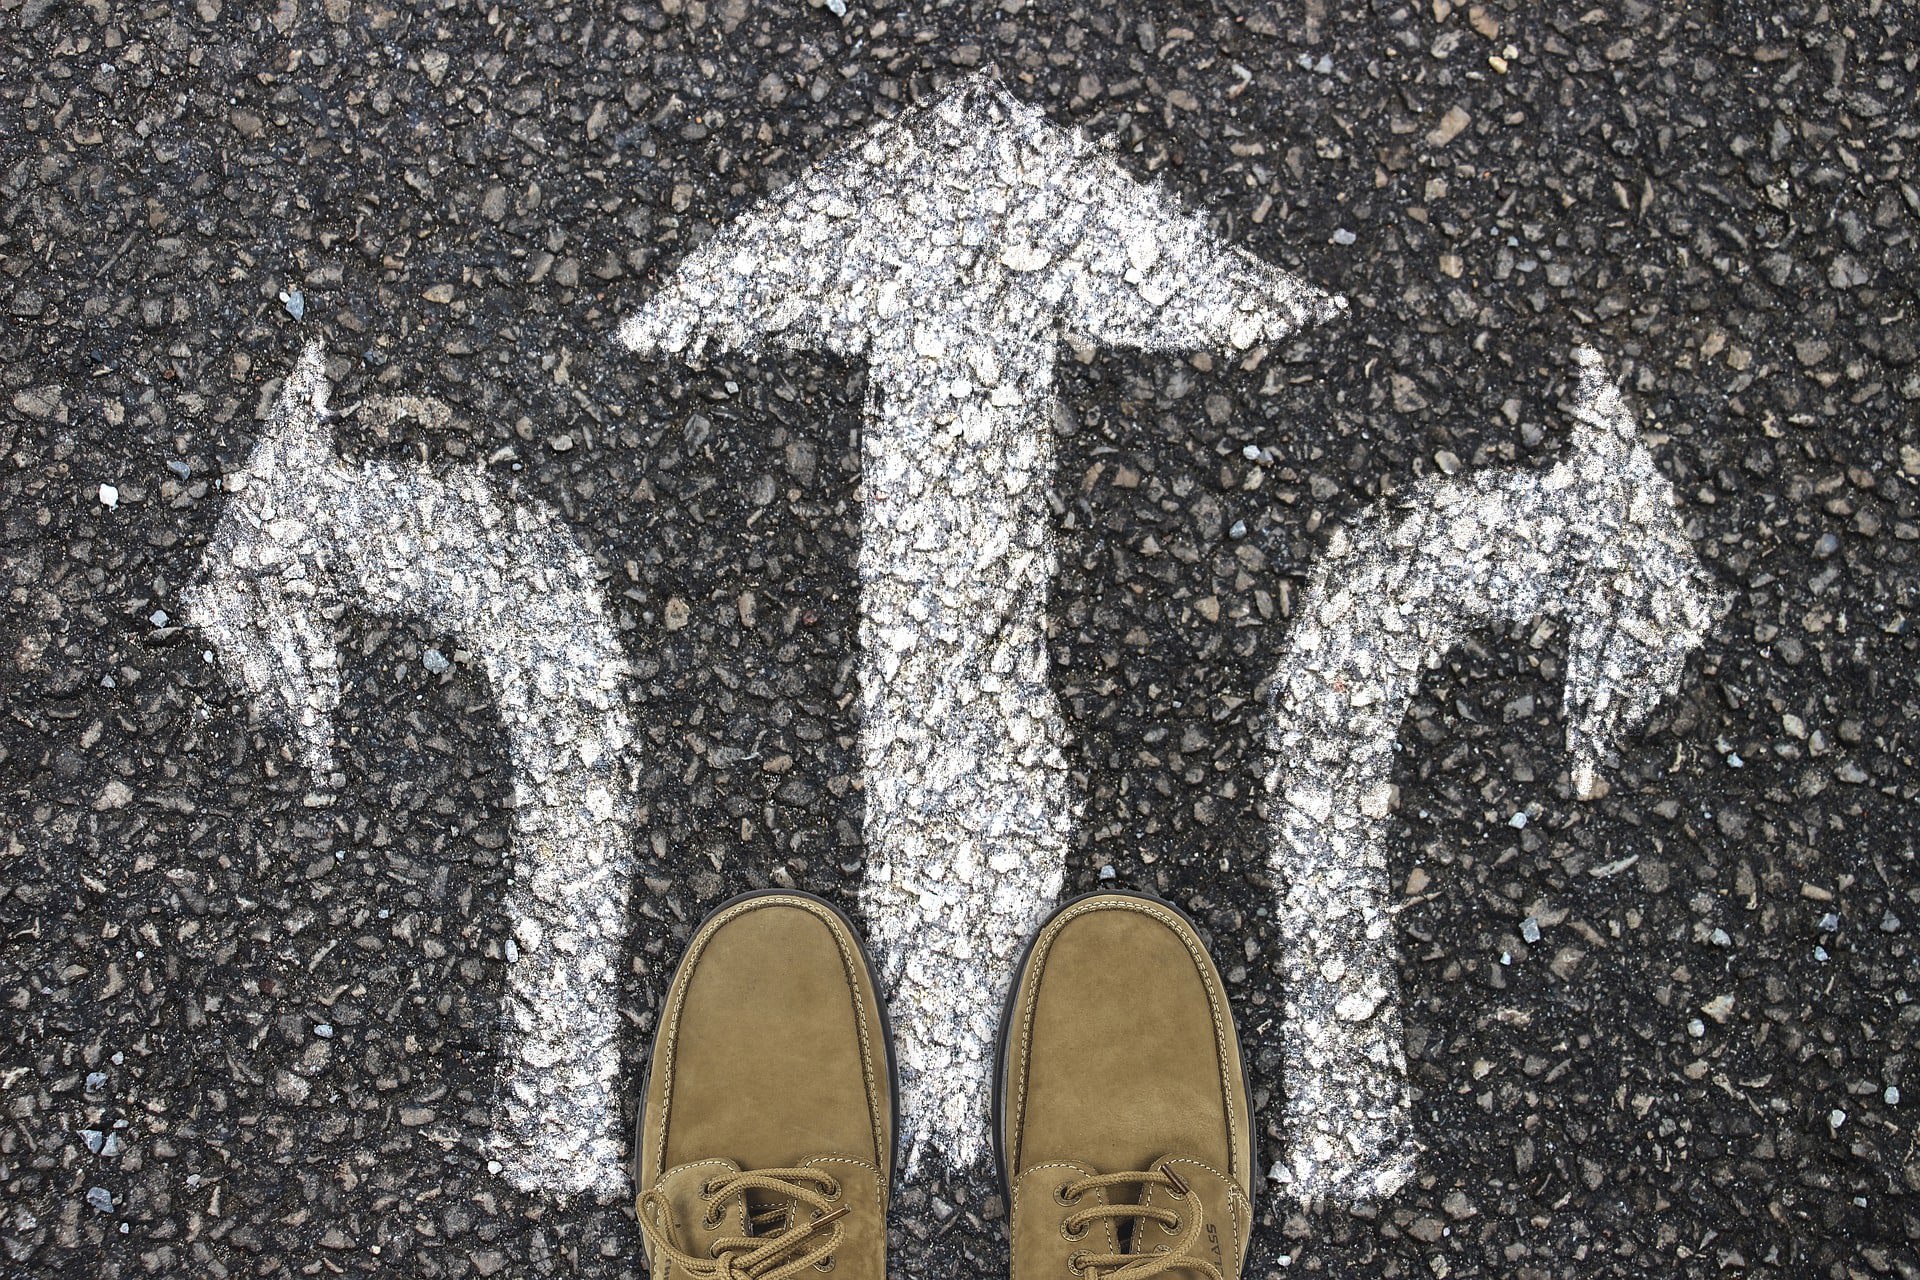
[638, 1167, 848, 1280]
[1058, 1163, 1222, 1280]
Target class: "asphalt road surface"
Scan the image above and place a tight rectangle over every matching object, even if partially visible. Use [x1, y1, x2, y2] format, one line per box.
[3, 1, 1917, 1278]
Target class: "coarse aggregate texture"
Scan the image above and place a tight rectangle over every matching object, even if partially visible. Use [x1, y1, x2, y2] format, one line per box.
[2, 2, 1917, 1279]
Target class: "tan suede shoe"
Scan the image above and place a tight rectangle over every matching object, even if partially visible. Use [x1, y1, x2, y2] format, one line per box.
[997, 892, 1256, 1280]
[637, 891, 895, 1280]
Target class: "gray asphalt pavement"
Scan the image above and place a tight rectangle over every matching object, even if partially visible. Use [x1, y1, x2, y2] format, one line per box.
[2, 1, 1916, 1277]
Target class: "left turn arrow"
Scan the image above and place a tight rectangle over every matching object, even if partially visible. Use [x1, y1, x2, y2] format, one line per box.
[185, 344, 638, 1198]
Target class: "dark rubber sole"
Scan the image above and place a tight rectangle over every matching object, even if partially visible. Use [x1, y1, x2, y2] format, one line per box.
[634, 887, 903, 1190]
[990, 888, 1260, 1210]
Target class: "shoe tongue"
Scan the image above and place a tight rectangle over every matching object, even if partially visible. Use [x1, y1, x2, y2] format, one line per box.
[743, 1187, 794, 1237]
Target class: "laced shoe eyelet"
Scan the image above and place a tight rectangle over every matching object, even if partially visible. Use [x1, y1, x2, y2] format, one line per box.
[1054, 1183, 1078, 1206]
[1067, 1251, 1089, 1277]
[814, 1256, 836, 1273]
[824, 1178, 843, 1200]
[1062, 1220, 1088, 1241]
[1165, 1216, 1181, 1233]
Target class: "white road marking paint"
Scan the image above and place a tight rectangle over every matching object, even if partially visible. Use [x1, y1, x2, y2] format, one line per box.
[622, 74, 1343, 1168]
[1265, 347, 1726, 1200]
[184, 345, 636, 1198]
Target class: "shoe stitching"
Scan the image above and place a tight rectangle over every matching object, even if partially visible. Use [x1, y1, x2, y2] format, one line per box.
[1007, 897, 1246, 1187]
[651, 895, 890, 1182]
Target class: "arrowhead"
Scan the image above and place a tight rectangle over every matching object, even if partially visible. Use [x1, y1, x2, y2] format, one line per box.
[1557, 347, 1728, 795]
[182, 342, 344, 778]
[621, 74, 1342, 366]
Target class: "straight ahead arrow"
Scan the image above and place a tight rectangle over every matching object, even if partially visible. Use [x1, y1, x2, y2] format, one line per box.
[624, 74, 1343, 1168]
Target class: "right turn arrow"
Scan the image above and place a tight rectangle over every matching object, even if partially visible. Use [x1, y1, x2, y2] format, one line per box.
[623, 73, 1343, 1168]
[1265, 347, 1727, 1199]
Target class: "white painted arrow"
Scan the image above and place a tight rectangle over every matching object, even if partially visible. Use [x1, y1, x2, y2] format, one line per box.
[622, 74, 1343, 1168]
[1265, 348, 1726, 1200]
[184, 345, 636, 1198]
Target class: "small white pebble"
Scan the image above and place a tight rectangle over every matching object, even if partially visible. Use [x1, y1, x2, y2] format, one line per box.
[1508, 811, 1528, 829]
[1331, 227, 1358, 246]
[1829, 1109, 1846, 1128]
[1885, 1086, 1900, 1106]
[99, 483, 119, 508]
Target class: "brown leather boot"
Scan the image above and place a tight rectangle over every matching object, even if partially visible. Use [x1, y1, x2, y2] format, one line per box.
[637, 891, 895, 1280]
[997, 892, 1256, 1280]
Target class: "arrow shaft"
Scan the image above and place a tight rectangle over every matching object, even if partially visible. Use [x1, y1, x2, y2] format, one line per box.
[855, 369, 1070, 1169]
[335, 474, 636, 1198]
[1270, 497, 1576, 1198]
[1267, 561, 1454, 1202]
[348, 481, 634, 1198]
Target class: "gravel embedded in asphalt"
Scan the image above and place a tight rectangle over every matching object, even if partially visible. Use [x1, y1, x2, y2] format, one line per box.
[2, 2, 1916, 1277]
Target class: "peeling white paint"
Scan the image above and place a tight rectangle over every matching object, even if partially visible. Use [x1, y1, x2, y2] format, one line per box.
[623, 73, 1342, 1169]
[184, 345, 636, 1199]
[1265, 348, 1725, 1200]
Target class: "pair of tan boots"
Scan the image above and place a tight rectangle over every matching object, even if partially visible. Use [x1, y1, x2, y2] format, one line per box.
[636, 890, 1255, 1280]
